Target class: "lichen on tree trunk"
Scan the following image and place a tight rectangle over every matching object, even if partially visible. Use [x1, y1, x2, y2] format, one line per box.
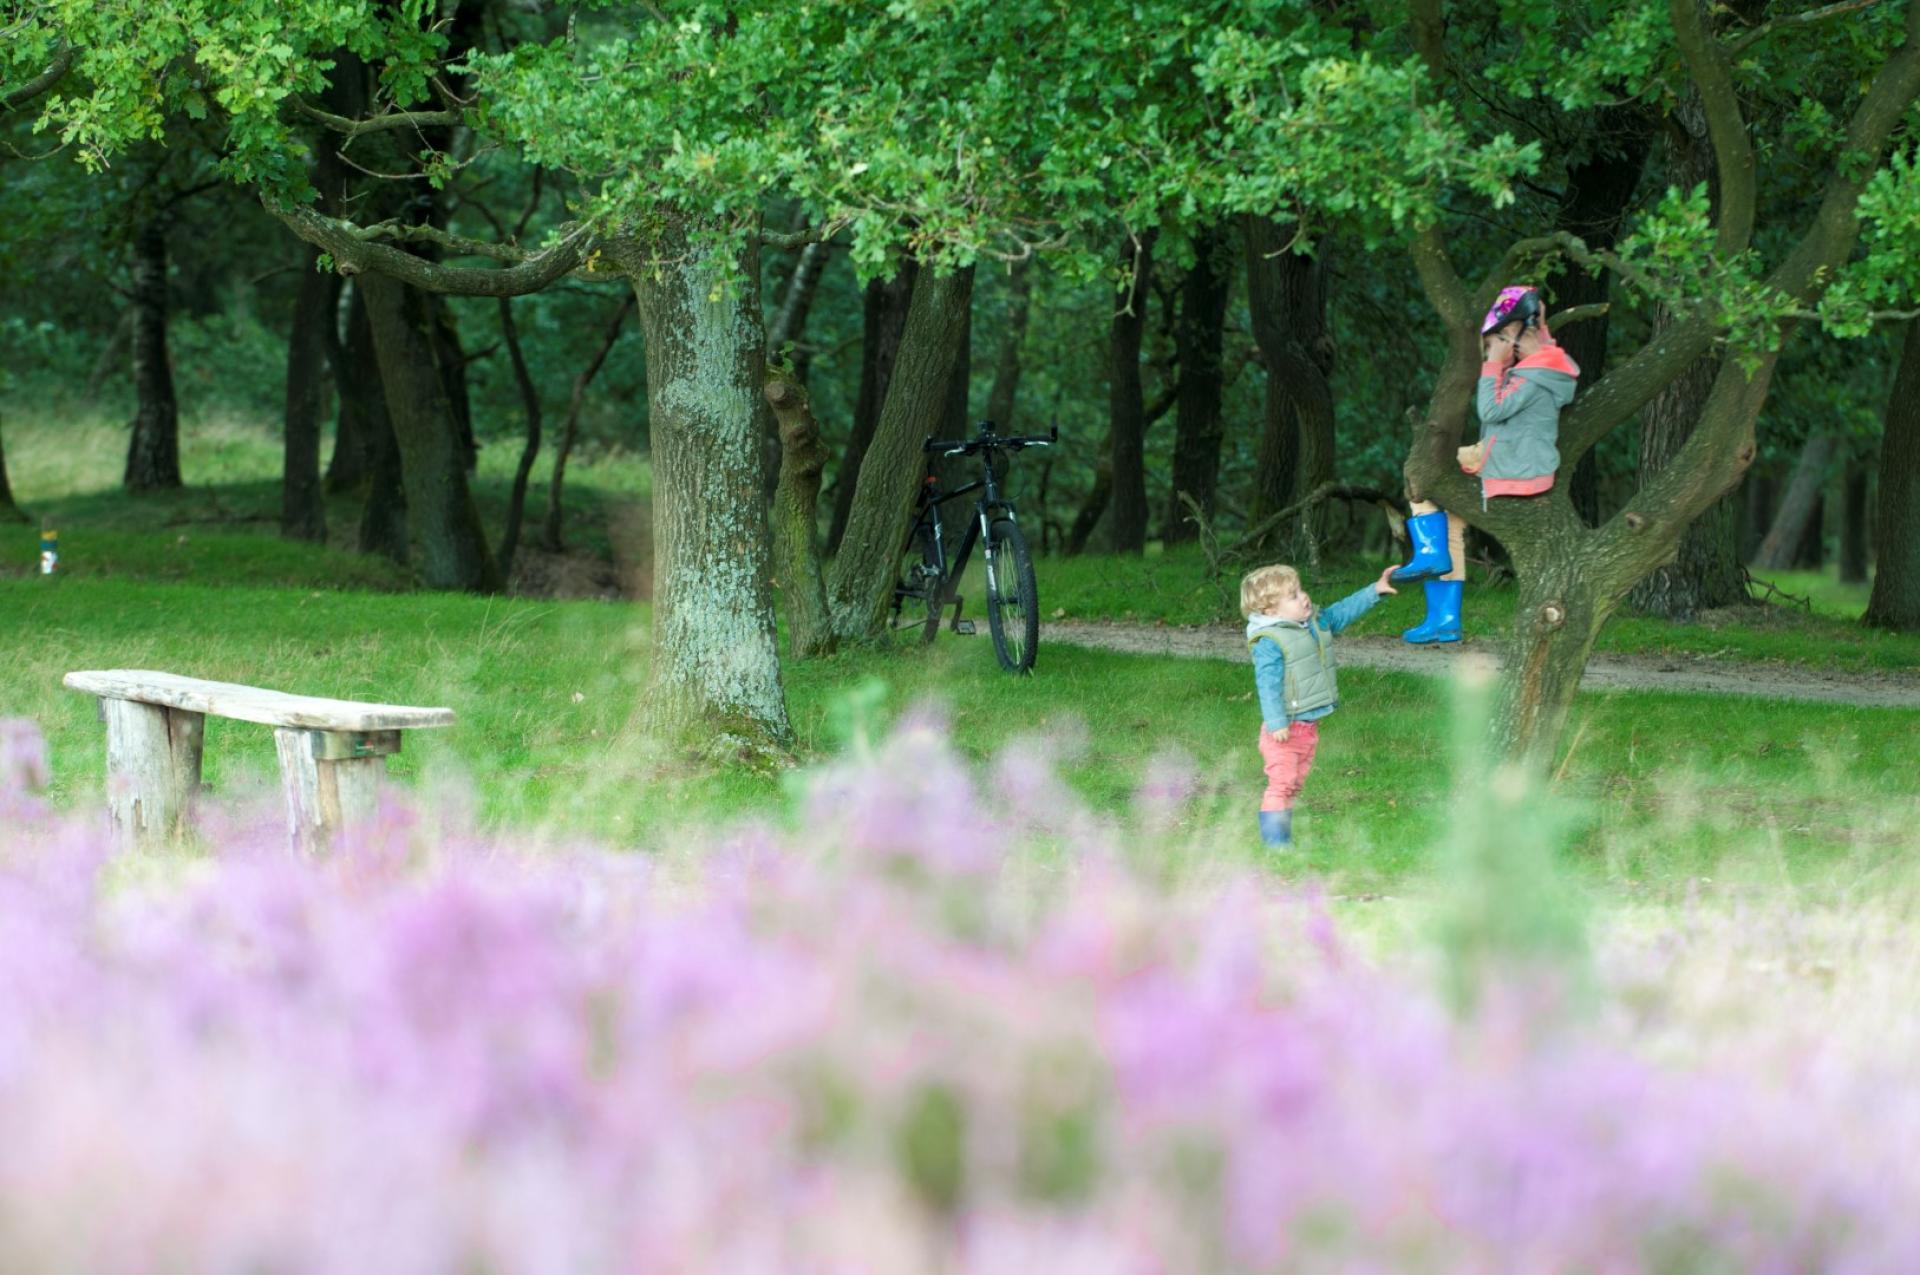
[619, 222, 793, 757]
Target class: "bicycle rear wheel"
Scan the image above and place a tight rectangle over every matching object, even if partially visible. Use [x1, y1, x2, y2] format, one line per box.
[888, 521, 943, 646]
[984, 517, 1038, 672]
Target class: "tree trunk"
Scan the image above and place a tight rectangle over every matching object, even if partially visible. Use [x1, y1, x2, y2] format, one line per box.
[943, 275, 975, 438]
[1109, 231, 1156, 554]
[495, 296, 540, 580]
[1792, 493, 1826, 569]
[1492, 542, 1614, 764]
[0, 413, 25, 523]
[281, 246, 331, 542]
[124, 217, 182, 494]
[1626, 100, 1747, 617]
[761, 240, 833, 498]
[826, 266, 974, 642]
[764, 373, 835, 658]
[984, 258, 1033, 431]
[1865, 322, 1920, 630]
[619, 224, 792, 754]
[1243, 219, 1335, 558]
[827, 264, 915, 556]
[1840, 458, 1871, 584]
[1065, 462, 1112, 557]
[322, 283, 369, 492]
[1162, 224, 1231, 545]
[430, 300, 478, 473]
[1753, 433, 1837, 571]
[1551, 106, 1653, 527]
[358, 274, 501, 592]
[344, 290, 408, 563]
[1627, 348, 1750, 616]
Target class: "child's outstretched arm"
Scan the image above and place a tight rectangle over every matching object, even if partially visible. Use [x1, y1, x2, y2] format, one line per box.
[1321, 572, 1394, 634]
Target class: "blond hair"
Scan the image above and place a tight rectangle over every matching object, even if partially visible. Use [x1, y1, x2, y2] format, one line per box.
[1240, 564, 1301, 617]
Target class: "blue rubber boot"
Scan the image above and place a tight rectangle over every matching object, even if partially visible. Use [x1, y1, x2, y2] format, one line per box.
[1403, 578, 1464, 644]
[1259, 810, 1293, 847]
[1391, 510, 1453, 582]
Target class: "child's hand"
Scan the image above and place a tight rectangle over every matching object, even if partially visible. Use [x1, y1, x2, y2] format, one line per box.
[1374, 565, 1399, 596]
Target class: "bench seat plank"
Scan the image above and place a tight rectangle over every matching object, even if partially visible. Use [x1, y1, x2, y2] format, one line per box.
[64, 670, 454, 733]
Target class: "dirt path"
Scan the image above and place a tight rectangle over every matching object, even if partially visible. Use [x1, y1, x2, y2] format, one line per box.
[1041, 621, 1920, 710]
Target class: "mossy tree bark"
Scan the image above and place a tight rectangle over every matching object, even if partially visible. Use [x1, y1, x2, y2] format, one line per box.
[358, 274, 502, 592]
[619, 222, 793, 755]
[764, 373, 835, 658]
[826, 265, 975, 643]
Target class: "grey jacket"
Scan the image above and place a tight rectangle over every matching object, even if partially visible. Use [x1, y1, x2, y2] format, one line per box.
[1467, 342, 1580, 496]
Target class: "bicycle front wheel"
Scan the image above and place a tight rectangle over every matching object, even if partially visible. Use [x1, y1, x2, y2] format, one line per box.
[984, 517, 1039, 673]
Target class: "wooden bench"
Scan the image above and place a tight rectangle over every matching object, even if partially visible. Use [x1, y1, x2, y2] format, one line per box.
[63, 670, 455, 852]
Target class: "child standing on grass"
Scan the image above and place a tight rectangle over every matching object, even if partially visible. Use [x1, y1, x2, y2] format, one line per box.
[1242, 563, 1399, 847]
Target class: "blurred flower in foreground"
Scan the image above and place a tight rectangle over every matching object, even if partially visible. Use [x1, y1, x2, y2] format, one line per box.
[0, 718, 1916, 1272]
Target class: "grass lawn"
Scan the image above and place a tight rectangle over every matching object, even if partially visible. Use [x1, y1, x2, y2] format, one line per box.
[6, 571, 1916, 903]
[3, 403, 1916, 904]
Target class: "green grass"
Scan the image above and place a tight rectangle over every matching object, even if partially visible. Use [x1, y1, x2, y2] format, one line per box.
[2, 402, 648, 587]
[7, 574, 1917, 901]
[4, 404, 1915, 899]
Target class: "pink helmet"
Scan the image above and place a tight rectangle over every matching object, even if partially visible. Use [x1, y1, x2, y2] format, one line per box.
[1481, 285, 1543, 335]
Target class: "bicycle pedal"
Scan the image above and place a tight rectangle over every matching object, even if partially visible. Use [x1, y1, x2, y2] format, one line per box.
[953, 620, 977, 636]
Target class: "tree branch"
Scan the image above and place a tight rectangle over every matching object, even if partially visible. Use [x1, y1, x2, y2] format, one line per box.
[269, 203, 596, 298]
[1549, 302, 1611, 328]
[294, 98, 462, 137]
[1726, 0, 1887, 55]
[2, 38, 73, 111]
[760, 220, 847, 250]
[1229, 482, 1402, 553]
[1563, 0, 1920, 464]
[1670, 0, 1757, 255]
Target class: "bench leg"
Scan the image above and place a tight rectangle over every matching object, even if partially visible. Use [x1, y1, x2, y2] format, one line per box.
[274, 728, 390, 853]
[102, 700, 204, 846]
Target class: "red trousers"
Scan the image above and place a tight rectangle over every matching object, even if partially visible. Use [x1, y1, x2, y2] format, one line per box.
[1258, 720, 1320, 813]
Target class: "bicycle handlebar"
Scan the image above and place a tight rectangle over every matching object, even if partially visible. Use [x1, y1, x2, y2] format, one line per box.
[923, 425, 1058, 457]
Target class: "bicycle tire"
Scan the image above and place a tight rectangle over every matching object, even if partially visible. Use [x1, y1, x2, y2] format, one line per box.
[984, 517, 1039, 672]
[888, 521, 943, 647]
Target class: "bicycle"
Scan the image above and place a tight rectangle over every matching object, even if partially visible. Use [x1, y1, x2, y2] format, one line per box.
[889, 419, 1055, 672]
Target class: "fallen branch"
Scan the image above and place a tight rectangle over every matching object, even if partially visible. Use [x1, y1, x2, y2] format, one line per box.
[1230, 481, 1402, 554]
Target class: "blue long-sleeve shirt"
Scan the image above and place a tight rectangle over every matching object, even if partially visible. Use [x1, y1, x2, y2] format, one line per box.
[1246, 583, 1382, 733]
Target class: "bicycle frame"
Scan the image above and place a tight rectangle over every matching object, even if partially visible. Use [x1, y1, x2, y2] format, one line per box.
[911, 454, 1020, 619]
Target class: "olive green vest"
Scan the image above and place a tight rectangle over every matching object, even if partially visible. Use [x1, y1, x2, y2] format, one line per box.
[1250, 620, 1339, 717]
